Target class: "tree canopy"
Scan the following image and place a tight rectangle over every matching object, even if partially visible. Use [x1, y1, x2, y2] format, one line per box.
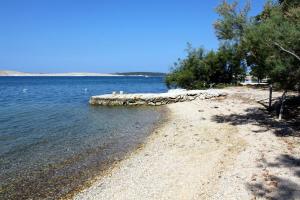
[244, 0, 300, 90]
[166, 0, 300, 91]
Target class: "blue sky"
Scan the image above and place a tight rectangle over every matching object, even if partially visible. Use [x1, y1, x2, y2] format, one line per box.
[0, 0, 265, 73]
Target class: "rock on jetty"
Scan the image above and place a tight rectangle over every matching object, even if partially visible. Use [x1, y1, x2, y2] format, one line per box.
[89, 89, 227, 106]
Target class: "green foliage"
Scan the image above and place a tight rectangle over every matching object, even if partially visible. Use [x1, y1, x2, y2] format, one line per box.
[167, 0, 299, 91]
[214, 0, 250, 43]
[166, 46, 210, 89]
[165, 44, 245, 89]
[214, 0, 250, 83]
[166, 1, 249, 89]
[243, 0, 300, 90]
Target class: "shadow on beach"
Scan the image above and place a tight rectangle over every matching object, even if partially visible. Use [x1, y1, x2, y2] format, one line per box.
[246, 154, 300, 200]
[211, 95, 300, 199]
[211, 95, 300, 137]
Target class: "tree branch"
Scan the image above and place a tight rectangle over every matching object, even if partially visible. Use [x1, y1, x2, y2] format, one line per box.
[273, 42, 300, 61]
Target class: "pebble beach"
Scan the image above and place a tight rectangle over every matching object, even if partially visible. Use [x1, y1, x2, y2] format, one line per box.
[74, 87, 300, 200]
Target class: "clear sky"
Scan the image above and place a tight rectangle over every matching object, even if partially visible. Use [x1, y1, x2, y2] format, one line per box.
[0, 0, 266, 73]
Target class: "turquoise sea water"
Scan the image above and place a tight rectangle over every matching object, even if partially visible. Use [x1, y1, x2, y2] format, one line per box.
[0, 76, 167, 199]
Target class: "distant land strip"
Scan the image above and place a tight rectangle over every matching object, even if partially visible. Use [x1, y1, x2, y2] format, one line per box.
[114, 72, 166, 76]
[0, 70, 166, 77]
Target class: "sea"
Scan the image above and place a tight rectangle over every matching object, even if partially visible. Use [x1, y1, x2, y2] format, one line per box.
[0, 76, 168, 199]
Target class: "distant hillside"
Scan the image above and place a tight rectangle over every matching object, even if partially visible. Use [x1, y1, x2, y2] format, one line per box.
[115, 72, 166, 76]
[0, 70, 30, 76]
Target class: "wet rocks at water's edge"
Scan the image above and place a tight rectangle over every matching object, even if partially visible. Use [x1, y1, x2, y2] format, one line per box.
[89, 89, 227, 106]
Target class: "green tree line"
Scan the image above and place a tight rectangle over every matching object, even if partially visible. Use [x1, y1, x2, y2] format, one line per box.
[166, 0, 300, 92]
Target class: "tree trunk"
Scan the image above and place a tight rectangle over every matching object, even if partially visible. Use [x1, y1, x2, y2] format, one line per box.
[268, 84, 273, 111]
[278, 90, 287, 121]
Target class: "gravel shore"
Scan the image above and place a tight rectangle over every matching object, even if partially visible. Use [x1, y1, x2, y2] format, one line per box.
[74, 87, 300, 200]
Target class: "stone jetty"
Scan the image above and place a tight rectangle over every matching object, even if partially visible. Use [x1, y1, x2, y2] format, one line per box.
[89, 89, 227, 106]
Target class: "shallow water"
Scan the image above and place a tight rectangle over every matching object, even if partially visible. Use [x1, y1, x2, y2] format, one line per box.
[0, 76, 167, 199]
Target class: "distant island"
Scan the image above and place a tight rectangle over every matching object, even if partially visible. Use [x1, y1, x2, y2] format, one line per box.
[114, 72, 166, 76]
[0, 70, 166, 77]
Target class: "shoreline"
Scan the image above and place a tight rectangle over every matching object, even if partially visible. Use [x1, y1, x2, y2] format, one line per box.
[62, 106, 171, 200]
[0, 76, 170, 200]
[74, 87, 300, 200]
[74, 90, 246, 199]
[0, 107, 168, 200]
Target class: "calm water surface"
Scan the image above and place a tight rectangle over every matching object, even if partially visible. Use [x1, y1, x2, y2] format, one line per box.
[0, 76, 168, 199]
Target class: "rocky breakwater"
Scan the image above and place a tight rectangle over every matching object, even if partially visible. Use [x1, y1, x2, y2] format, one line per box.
[89, 89, 227, 106]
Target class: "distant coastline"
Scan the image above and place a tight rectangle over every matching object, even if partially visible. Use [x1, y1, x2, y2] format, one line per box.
[0, 70, 120, 77]
[115, 72, 166, 76]
[0, 70, 166, 77]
